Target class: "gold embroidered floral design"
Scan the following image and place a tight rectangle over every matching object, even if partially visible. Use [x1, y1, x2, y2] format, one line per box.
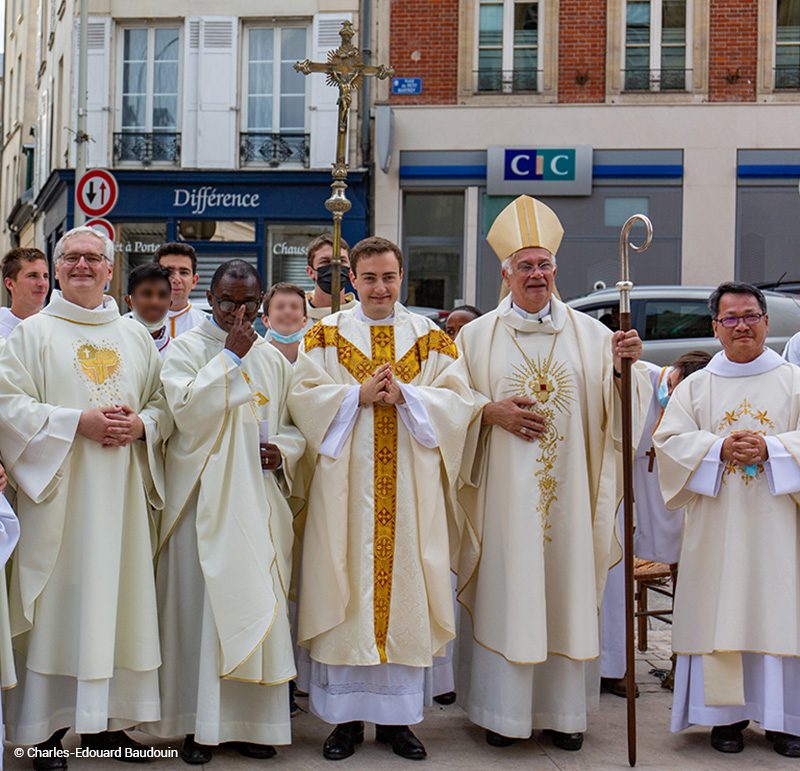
[717, 398, 774, 484]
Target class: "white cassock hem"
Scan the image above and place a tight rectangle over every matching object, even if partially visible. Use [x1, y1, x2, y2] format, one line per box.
[4, 659, 159, 745]
[308, 661, 425, 725]
[671, 653, 800, 735]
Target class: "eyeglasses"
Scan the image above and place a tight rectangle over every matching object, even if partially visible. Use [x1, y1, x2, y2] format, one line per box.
[714, 313, 766, 328]
[211, 295, 261, 314]
[514, 261, 555, 275]
[61, 252, 106, 265]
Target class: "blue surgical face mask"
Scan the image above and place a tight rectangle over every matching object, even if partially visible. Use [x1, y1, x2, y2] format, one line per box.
[270, 328, 305, 345]
[657, 377, 671, 409]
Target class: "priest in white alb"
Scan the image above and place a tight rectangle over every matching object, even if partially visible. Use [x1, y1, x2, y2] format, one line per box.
[655, 281, 800, 758]
[146, 261, 305, 763]
[0, 227, 170, 768]
[454, 196, 649, 752]
[289, 237, 475, 762]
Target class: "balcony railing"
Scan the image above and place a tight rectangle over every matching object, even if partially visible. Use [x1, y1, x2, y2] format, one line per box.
[239, 133, 310, 168]
[473, 69, 541, 94]
[623, 68, 691, 92]
[113, 132, 181, 165]
[775, 65, 800, 90]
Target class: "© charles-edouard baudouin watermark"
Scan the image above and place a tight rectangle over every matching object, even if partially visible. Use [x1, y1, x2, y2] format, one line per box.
[16, 745, 179, 762]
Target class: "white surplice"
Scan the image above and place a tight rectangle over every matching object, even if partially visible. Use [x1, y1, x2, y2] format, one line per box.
[0, 496, 20, 771]
[167, 303, 206, 338]
[0, 308, 22, 340]
[654, 348, 800, 734]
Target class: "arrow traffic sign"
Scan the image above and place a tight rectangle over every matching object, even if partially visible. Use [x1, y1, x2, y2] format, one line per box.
[77, 169, 119, 218]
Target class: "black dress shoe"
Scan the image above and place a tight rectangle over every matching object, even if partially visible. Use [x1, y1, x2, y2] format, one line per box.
[433, 691, 456, 706]
[710, 720, 749, 753]
[323, 721, 364, 761]
[485, 729, 516, 747]
[770, 732, 800, 758]
[180, 735, 213, 765]
[600, 676, 640, 699]
[32, 728, 69, 771]
[544, 729, 584, 751]
[375, 725, 427, 760]
[222, 741, 277, 759]
[80, 731, 150, 763]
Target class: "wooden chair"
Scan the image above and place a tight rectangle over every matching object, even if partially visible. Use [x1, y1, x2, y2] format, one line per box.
[634, 559, 674, 652]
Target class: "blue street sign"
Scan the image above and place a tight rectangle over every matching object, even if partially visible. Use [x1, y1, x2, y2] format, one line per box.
[392, 77, 423, 95]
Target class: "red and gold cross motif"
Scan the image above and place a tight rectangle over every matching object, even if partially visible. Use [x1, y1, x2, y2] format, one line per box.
[303, 320, 459, 662]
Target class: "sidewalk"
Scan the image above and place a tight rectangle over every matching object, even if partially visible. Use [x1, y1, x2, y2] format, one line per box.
[4, 629, 789, 769]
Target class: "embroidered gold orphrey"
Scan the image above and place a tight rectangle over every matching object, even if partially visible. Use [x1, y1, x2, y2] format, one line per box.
[717, 397, 775, 484]
[304, 321, 458, 662]
[506, 331, 575, 543]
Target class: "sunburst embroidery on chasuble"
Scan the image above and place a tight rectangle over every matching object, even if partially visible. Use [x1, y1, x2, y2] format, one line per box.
[506, 333, 575, 544]
[74, 341, 123, 405]
[717, 398, 775, 484]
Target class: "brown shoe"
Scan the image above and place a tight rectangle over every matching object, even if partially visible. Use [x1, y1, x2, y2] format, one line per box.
[601, 676, 639, 698]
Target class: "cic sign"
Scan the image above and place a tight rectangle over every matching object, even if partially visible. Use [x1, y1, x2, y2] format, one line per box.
[487, 145, 593, 196]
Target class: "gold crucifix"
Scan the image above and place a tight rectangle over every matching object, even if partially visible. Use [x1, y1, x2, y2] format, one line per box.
[295, 21, 394, 312]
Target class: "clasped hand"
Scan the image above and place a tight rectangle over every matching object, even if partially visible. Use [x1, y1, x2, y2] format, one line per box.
[482, 396, 547, 442]
[359, 363, 405, 406]
[78, 405, 145, 447]
[721, 430, 769, 466]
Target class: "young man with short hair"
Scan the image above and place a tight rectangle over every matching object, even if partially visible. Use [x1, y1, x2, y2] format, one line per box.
[303, 234, 357, 331]
[289, 236, 474, 762]
[154, 242, 206, 337]
[0, 248, 50, 338]
[124, 263, 173, 357]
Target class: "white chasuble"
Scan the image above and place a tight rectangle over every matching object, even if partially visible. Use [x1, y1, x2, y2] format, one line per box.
[157, 318, 305, 692]
[455, 295, 649, 667]
[655, 349, 800, 729]
[0, 291, 170, 744]
[288, 304, 475, 669]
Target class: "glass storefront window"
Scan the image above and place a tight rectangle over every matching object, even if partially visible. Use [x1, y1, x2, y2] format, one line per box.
[108, 221, 168, 307]
[404, 192, 465, 311]
[266, 223, 334, 290]
[177, 220, 257, 242]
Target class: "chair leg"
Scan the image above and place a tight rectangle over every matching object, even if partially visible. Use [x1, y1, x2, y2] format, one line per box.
[637, 580, 648, 652]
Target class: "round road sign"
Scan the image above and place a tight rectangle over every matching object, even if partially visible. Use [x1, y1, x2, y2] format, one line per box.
[85, 218, 115, 242]
[76, 169, 119, 218]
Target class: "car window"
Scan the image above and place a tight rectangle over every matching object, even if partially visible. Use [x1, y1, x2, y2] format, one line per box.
[575, 303, 620, 332]
[644, 300, 712, 340]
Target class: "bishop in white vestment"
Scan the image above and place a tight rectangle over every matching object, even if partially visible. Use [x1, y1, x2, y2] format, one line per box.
[0, 228, 170, 765]
[455, 196, 649, 752]
[655, 281, 800, 758]
[289, 238, 475, 761]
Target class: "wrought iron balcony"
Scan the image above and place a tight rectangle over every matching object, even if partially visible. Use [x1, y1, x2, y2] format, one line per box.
[239, 133, 310, 168]
[473, 69, 541, 94]
[622, 68, 691, 92]
[775, 66, 800, 90]
[113, 132, 181, 165]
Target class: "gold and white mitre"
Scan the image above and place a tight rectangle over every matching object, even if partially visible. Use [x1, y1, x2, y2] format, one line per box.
[487, 195, 564, 262]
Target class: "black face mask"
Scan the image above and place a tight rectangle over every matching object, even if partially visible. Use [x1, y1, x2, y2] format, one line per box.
[316, 264, 351, 296]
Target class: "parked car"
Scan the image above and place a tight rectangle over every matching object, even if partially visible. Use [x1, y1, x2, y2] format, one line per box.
[567, 285, 800, 366]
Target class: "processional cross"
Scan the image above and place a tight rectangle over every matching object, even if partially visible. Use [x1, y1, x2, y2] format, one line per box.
[295, 21, 394, 312]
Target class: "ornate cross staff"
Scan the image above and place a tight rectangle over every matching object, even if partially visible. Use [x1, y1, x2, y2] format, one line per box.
[295, 21, 394, 312]
[617, 213, 653, 768]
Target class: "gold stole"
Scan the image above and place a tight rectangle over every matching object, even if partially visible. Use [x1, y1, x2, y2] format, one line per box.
[304, 321, 458, 662]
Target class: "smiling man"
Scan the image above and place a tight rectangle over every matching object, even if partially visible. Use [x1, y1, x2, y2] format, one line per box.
[655, 281, 800, 758]
[154, 242, 207, 338]
[0, 226, 171, 768]
[150, 260, 305, 764]
[289, 236, 474, 762]
[0, 248, 50, 338]
[453, 195, 649, 753]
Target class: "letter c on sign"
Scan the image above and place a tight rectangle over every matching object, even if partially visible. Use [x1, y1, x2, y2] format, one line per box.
[510, 154, 531, 177]
[550, 155, 570, 176]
